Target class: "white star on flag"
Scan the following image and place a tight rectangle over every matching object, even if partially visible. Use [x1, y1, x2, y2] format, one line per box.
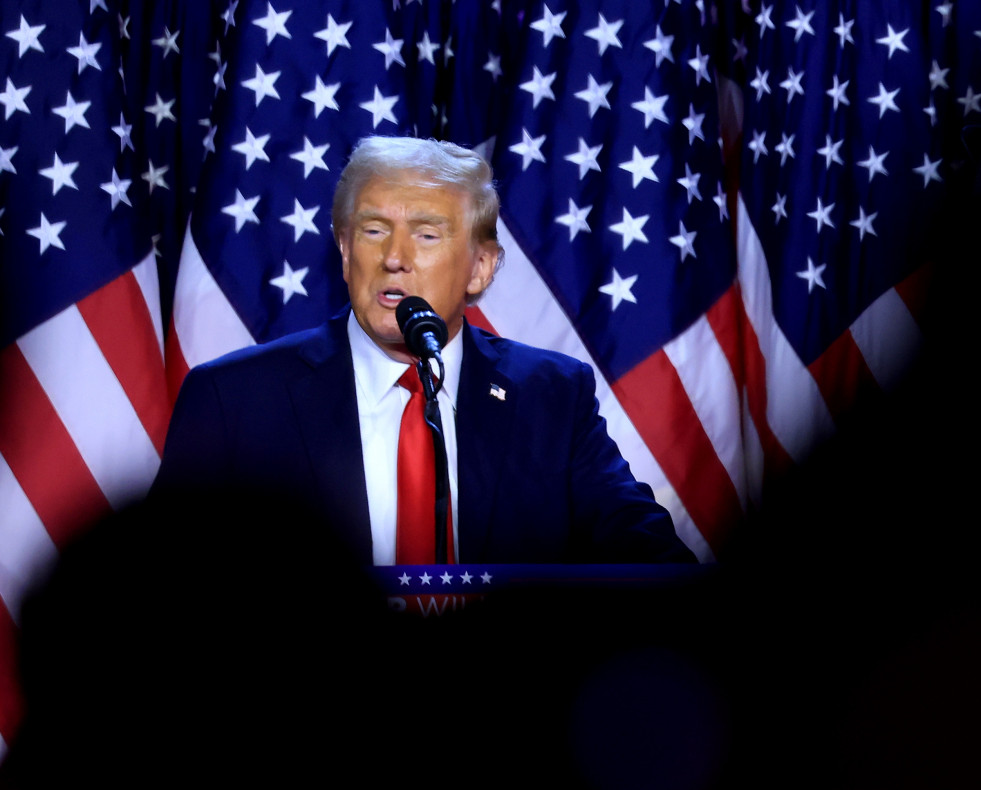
[835, 13, 856, 46]
[373, 28, 405, 69]
[66, 32, 101, 73]
[780, 67, 805, 103]
[775, 133, 796, 165]
[152, 26, 180, 58]
[850, 208, 877, 240]
[826, 75, 850, 111]
[484, 53, 503, 82]
[797, 258, 827, 293]
[142, 160, 170, 193]
[39, 153, 79, 195]
[868, 82, 900, 118]
[509, 128, 546, 170]
[643, 25, 674, 66]
[786, 7, 815, 42]
[555, 199, 591, 240]
[242, 64, 281, 105]
[232, 127, 271, 169]
[876, 24, 910, 59]
[913, 154, 943, 186]
[417, 31, 439, 64]
[144, 93, 176, 126]
[687, 44, 711, 85]
[574, 74, 612, 117]
[253, 2, 291, 44]
[599, 268, 638, 310]
[564, 137, 602, 180]
[619, 146, 659, 187]
[807, 198, 835, 232]
[6, 15, 45, 58]
[302, 76, 340, 117]
[751, 67, 771, 101]
[222, 190, 261, 231]
[100, 168, 132, 211]
[585, 13, 623, 56]
[857, 146, 889, 183]
[609, 208, 649, 250]
[52, 91, 90, 132]
[682, 104, 706, 144]
[314, 14, 352, 56]
[519, 66, 556, 108]
[818, 134, 844, 168]
[359, 85, 398, 128]
[676, 163, 703, 203]
[290, 137, 330, 178]
[269, 261, 309, 303]
[531, 5, 566, 47]
[0, 144, 16, 174]
[280, 199, 320, 242]
[0, 78, 30, 120]
[669, 220, 697, 261]
[26, 212, 66, 254]
[632, 87, 669, 127]
[112, 113, 134, 151]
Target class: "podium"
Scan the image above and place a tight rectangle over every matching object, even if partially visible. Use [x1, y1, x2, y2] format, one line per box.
[369, 562, 714, 617]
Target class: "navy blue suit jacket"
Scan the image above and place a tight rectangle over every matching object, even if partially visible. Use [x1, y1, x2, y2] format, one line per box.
[152, 311, 695, 564]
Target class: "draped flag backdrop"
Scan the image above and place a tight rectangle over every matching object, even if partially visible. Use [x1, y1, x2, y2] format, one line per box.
[1, 0, 979, 753]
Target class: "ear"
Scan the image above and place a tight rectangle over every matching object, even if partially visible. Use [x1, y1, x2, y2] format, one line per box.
[466, 243, 499, 297]
[338, 234, 351, 283]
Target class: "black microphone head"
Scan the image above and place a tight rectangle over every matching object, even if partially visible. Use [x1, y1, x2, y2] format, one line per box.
[396, 296, 448, 357]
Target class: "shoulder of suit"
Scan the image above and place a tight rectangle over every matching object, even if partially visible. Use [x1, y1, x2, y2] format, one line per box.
[193, 322, 337, 378]
[468, 323, 590, 378]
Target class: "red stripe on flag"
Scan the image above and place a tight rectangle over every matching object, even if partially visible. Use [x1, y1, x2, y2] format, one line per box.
[807, 330, 880, 424]
[894, 260, 934, 325]
[706, 286, 794, 483]
[0, 600, 24, 748]
[0, 344, 110, 547]
[464, 305, 499, 336]
[77, 273, 170, 456]
[165, 314, 191, 407]
[612, 349, 742, 553]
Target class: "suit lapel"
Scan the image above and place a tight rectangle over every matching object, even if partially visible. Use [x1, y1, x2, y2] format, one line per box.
[287, 315, 373, 562]
[456, 323, 515, 562]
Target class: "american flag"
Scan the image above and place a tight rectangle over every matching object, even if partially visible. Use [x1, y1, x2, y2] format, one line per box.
[1, 0, 978, 754]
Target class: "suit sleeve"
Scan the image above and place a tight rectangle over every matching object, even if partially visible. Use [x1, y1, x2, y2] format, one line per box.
[567, 362, 697, 563]
[150, 365, 233, 497]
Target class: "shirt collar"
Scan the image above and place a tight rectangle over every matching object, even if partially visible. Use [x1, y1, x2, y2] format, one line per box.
[347, 309, 463, 408]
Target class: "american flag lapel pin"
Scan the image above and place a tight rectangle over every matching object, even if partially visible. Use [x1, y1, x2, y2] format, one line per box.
[489, 383, 506, 401]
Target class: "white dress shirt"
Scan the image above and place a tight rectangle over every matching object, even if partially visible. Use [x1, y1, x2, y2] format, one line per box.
[347, 310, 461, 565]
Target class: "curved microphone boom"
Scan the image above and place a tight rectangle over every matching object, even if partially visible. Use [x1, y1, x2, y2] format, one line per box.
[396, 296, 448, 359]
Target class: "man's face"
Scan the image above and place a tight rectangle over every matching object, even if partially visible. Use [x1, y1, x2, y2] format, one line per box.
[339, 173, 497, 362]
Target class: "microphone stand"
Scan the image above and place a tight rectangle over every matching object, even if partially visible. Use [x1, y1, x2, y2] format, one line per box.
[417, 354, 450, 564]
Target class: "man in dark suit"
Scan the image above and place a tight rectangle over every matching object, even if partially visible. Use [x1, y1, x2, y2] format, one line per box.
[153, 135, 695, 565]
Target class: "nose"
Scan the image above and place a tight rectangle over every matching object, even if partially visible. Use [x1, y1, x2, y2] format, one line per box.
[382, 227, 411, 271]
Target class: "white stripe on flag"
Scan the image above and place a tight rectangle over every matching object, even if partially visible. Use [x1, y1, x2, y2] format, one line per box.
[0, 453, 58, 623]
[851, 286, 924, 393]
[174, 219, 255, 369]
[735, 193, 836, 462]
[17, 307, 160, 510]
[131, 251, 166, 361]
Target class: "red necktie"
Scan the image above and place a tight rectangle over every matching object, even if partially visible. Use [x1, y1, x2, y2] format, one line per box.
[396, 367, 453, 564]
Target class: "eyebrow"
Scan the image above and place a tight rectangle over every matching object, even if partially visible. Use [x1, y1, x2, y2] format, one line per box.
[353, 209, 454, 228]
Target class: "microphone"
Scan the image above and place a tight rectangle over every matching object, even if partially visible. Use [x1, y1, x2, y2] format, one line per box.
[396, 296, 448, 359]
